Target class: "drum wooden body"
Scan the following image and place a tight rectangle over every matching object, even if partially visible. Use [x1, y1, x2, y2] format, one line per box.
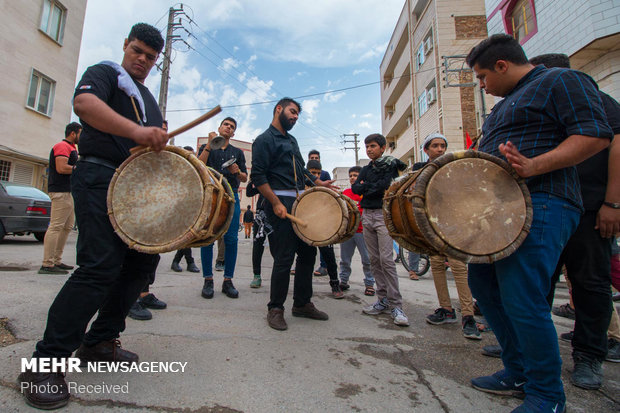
[107, 146, 234, 254]
[383, 150, 532, 263]
[291, 187, 360, 247]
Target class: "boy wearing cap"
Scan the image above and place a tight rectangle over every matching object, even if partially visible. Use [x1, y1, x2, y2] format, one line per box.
[352, 134, 409, 326]
[414, 133, 481, 340]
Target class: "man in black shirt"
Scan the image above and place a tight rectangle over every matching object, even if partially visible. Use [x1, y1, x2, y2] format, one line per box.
[39, 122, 81, 275]
[251, 97, 336, 330]
[18, 23, 168, 410]
[198, 117, 247, 299]
[243, 205, 254, 239]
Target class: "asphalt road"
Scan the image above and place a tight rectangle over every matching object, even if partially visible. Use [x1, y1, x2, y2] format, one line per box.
[0, 232, 618, 412]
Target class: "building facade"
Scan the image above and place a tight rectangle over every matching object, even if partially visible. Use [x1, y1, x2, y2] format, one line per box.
[0, 0, 87, 190]
[380, 0, 494, 165]
[485, 0, 620, 101]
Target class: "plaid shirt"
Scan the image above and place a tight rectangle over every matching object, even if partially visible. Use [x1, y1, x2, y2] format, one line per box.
[479, 65, 613, 209]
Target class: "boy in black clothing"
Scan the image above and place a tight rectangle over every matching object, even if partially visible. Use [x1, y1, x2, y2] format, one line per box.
[352, 134, 409, 326]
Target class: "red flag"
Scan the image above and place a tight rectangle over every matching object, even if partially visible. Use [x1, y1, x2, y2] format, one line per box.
[465, 132, 473, 149]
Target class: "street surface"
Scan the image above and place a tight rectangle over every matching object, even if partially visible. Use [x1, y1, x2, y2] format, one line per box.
[0, 232, 618, 412]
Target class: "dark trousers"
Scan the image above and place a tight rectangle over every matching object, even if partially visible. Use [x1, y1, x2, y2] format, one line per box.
[34, 162, 159, 357]
[265, 196, 316, 310]
[319, 245, 338, 283]
[142, 254, 161, 293]
[548, 211, 612, 360]
[252, 221, 265, 276]
[173, 248, 195, 264]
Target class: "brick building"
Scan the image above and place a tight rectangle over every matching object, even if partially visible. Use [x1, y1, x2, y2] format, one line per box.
[380, 0, 495, 165]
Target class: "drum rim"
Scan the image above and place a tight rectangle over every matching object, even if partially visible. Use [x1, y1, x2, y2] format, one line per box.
[291, 186, 351, 247]
[107, 146, 215, 254]
[339, 194, 361, 243]
[411, 150, 533, 263]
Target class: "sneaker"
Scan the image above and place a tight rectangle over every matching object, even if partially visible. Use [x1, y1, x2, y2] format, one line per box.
[391, 307, 409, 326]
[362, 297, 389, 315]
[314, 266, 327, 277]
[201, 279, 214, 299]
[339, 281, 350, 291]
[606, 338, 620, 363]
[481, 345, 502, 358]
[171, 261, 182, 272]
[330, 280, 344, 299]
[187, 262, 200, 273]
[215, 261, 225, 272]
[128, 301, 152, 320]
[426, 308, 457, 325]
[38, 266, 68, 275]
[250, 275, 262, 288]
[559, 331, 573, 343]
[139, 293, 167, 309]
[552, 303, 575, 320]
[471, 369, 526, 397]
[222, 279, 239, 298]
[462, 315, 482, 340]
[571, 354, 602, 390]
[511, 395, 565, 413]
[55, 263, 74, 270]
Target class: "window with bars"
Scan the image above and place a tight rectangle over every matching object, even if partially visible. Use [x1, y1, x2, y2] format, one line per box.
[26, 69, 56, 116]
[0, 160, 11, 181]
[40, 0, 67, 44]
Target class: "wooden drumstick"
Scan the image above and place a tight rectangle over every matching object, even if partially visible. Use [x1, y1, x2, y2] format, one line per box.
[286, 213, 308, 228]
[130, 105, 222, 154]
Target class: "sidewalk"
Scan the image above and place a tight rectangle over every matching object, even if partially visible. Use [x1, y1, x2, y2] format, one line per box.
[0, 232, 618, 412]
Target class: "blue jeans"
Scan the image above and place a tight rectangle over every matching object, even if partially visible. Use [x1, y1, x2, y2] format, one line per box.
[468, 193, 580, 404]
[339, 232, 374, 286]
[201, 192, 241, 279]
[408, 251, 420, 272]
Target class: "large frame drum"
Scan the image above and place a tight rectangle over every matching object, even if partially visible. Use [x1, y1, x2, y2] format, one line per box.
[291, 187, 360, 247]
[107, 146, 234, 254]
[384, 150, 532, 263]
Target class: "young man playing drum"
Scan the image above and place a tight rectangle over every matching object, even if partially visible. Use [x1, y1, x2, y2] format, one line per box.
[18, 23, 168, 410]
[352, 134, 409, 326]
[251, 98, 337, 331]
[198, 117, 247, 299]
[465, 34, 612, 413]
[413, 133, 480, 340]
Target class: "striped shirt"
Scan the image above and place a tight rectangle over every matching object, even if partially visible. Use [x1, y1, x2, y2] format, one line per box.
[479, 65, 613, 209]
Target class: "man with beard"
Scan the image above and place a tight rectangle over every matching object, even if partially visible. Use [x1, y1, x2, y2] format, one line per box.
[251, 98, 337, 330]
[18, 23, 167, 410]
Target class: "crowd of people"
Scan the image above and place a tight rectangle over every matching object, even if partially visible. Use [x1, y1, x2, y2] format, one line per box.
[17, 23, 619, 413]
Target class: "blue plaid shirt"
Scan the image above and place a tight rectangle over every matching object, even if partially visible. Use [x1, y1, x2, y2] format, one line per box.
[479, 65, 613, 209]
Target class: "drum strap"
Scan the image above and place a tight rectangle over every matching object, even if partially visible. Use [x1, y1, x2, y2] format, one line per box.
[292, 154, 299, 200]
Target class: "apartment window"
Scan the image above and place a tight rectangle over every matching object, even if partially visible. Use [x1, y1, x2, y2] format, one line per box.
[40, 0, 67, 44]
[415, 43, 425, 71]
[418, 91, 428, 118]
[0, 160, 11, 181]
[418, 80, 437, 118]
[506, 0, 537, 43]
[27, 69, 56, 116]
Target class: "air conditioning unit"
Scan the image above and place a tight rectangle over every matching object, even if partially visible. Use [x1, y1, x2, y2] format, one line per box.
[424, 38, 433, 55]
[406, 115, 413, 127]
[427, 87, 437, 104]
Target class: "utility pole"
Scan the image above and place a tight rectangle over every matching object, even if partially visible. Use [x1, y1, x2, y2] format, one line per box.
[158, 6, 184, 144]
[342, 133, 360, 165]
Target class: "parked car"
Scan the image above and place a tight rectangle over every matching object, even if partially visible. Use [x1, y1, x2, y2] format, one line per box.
[0, 182, 51, 241]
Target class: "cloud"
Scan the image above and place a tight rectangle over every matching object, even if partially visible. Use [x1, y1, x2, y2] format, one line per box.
[353, 68, 372, 75]
[358, 121, 372, 129]
[323, 92, 345, 103]
[361, 113, 373, 118]
[301, 98, 320, 124]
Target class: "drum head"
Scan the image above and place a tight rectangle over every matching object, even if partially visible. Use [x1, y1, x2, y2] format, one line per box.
[425, 157, 527, 256]
[110, 150, 204, 246]
[294, 190, 345, 244]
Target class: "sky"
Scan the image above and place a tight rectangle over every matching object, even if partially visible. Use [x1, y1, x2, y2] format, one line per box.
[75, 0, 405, 170]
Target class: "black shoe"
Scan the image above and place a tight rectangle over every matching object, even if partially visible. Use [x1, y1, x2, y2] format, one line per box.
[38, 266, 68, 275]
[222, 279, 239, 298]
[571, 354, 603, 390]
[139, 293, 167, 309]
[481, 345, 502, 358]
[187, 262, 200, 273]
[55, 263, 74, 270]
[171, 261, 182, 272]
[560, 331, 574, 343]
[128, 301, 152, 320]
[606, 338, 620, 363]
[201, 279, 214, 299]
[339, 282, 350, 291]
[18, 371, 69, 410]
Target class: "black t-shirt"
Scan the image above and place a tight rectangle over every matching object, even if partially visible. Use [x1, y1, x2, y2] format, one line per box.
[243, 209, 254, 223]
[578, 91, 620, 210]
[200, 143, 247, 191]
[73, 64, 163, 166]
[48, 140, 78, 192]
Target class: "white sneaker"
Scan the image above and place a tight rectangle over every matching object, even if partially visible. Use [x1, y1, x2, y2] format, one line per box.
[362, 297, 389, 315]
[391, 307, 409, 326]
